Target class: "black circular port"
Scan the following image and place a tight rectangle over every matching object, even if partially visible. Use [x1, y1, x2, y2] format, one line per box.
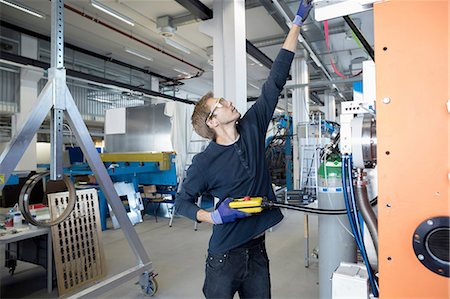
[426, 228, 449, 263]
[413, 217, 450, 277]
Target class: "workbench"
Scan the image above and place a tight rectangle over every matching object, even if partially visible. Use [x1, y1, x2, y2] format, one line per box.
[0, 227, 53, 293]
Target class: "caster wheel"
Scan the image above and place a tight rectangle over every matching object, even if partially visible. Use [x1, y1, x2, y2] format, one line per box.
[139, 271, 158, 296]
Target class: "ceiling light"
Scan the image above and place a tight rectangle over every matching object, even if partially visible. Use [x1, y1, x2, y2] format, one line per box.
[88, 97, 113, 104]
[124, 48, 153, 62]
[90, 0, 135, 26]
[164, 38, 191, 54]
[173, 68, 191, 77]
[248, 82, 260, 90]
[0, 0, 46, 19]
[248, 55, 263, 67]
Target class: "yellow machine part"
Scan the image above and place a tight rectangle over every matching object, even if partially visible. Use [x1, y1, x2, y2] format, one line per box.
[229, 197, 264, 214]
[100, 152, 174, 170]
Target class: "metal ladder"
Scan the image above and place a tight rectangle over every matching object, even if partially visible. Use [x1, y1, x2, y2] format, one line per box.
[298, 113, 322, 200]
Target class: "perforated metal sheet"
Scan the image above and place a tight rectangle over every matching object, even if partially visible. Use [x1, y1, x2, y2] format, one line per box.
[48, 188, 105, 295]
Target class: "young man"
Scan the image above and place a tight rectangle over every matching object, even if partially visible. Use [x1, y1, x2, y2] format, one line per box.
[175, 1, 312, 298]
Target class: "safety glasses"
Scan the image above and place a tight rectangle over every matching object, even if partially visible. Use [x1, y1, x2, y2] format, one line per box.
[205, 97, 224, 123]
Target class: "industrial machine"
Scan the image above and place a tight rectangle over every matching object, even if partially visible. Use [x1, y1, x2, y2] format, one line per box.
[309, 1, 449, 298]
[265, 115, 294, 190]
[63, 151, 178, 230]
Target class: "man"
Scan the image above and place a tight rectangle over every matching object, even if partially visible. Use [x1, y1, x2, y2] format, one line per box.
[175, 1, 312, 298]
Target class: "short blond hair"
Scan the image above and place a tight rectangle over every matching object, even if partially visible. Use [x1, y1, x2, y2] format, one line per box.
[191, 91, 216, 140]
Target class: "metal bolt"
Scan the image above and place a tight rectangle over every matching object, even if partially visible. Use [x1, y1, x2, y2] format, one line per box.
[427, 220, 434, 226]
[418, 254, 424, 261]
[435, 192, 440, 196]
[382, 97, 391, 104]
[386, 203, 391, 208]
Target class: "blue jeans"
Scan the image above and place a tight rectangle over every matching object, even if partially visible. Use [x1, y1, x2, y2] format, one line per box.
[202, 236, 271, 299]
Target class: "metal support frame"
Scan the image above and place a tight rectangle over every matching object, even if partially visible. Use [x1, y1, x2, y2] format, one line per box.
[0, 0, 153, 296]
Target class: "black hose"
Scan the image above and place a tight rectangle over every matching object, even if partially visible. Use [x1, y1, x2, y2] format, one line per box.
[354, 182, 378, 254]
[266, 197, 377, 215]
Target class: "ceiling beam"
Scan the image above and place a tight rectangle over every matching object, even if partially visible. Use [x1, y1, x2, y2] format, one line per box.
[0, 51, 195, 105]
[258, 0, 290, 33]
[174, 0, 212, 20]
[174, 0, 273, 69]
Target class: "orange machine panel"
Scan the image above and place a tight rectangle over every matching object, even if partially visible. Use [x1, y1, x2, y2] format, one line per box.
[375, 1, 449, 298]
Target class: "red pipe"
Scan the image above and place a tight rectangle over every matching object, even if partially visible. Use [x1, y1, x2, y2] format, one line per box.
[64, 3, 205, 75]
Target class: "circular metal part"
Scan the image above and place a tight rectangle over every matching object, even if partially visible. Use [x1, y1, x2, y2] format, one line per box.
[382, 97, 391, 104]
[412, 216, 450, 277]
[19, 172, 77, 227]
[351, 114, 377, 168]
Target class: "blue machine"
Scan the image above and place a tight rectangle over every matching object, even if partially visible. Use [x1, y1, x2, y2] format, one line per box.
[41, 152, 178, 230]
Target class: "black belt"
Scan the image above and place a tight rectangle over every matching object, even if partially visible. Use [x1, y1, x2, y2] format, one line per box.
[230, 235, 265, 252]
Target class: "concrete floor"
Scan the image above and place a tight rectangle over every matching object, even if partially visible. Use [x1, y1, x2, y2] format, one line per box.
[1, 209, 319, 299]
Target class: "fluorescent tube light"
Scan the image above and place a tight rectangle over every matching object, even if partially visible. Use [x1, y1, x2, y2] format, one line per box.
[248, 55, 263, 67]
[164, 38, 191, 54]
[88, 97, 113, 104]
[173, 68, 191, 76]
[91, 0, 135, 26]
[248, 82, 260, 90]
[125, 48, 153, 62]
[0, 0, 46, 19]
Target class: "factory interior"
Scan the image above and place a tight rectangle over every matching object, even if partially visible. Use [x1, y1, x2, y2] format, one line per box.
[0, 0, 448, 298]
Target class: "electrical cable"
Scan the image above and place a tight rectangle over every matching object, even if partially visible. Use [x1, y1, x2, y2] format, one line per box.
[324, 20, 363, 79]
[342, 155, 379, 297]
[348, 156, 379, 295]
[266, 196, 377, 215]
[323, 154, 354, 238]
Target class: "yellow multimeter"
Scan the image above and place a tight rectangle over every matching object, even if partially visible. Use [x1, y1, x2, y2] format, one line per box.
[229, 196, 264, 214]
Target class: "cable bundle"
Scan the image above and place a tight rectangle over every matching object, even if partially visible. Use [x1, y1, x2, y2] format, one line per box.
[341, 154, 379, 297]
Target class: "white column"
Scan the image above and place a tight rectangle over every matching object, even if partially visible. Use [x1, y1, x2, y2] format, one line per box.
[324, 91, 336, 122]
[14, 34, 43, 172]
[199, 0, 247, 114]
[291, 54, 309, 189]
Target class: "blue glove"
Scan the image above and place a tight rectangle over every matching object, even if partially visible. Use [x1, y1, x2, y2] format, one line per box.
[211, 198, 250, 224]
[293, 0, 313, 26]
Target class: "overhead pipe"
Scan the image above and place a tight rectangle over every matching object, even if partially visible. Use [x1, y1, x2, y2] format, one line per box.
[270, 0, 349, 101]
[0, 21, 178, 84]
[63, 3, 205, 77]
[0, 51, 196, 105]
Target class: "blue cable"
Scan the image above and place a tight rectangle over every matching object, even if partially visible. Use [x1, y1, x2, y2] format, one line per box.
[347, 156, 363, 238]
[341, 155, 379, 297]
[341, 156, 363, 249]
[341, 156, 358, 239]
[347, 155, 379, 296]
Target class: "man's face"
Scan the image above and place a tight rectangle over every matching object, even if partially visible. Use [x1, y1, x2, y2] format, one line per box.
[206, 97, 241, 126]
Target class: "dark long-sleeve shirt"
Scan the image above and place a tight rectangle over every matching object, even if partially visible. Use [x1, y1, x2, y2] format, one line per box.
[175, 48, 295, 254]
